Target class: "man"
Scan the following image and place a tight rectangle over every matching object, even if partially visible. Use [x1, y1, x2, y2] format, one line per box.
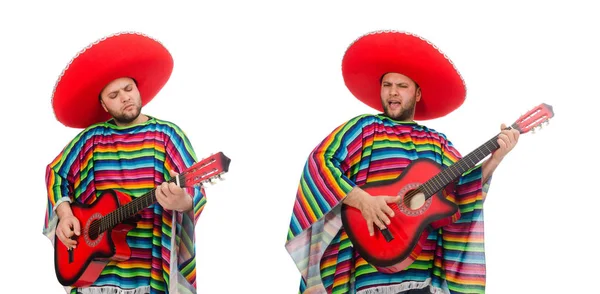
[42, 32, 206, 294]
[285, 31, 519, 294]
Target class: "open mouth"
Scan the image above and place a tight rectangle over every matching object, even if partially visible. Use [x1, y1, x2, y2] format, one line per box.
[388, 101, 401, 110]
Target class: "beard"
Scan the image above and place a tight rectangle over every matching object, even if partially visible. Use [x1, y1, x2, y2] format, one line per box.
[382, 96, 417, 121]
[108, 103, 142, 125]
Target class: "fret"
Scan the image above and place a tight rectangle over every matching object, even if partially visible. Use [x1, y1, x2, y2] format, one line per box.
[423, 132, 506, 200]
[94, 176, 181, 234]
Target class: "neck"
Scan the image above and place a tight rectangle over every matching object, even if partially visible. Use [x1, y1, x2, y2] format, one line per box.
[381, 113, 415, 123]
[114, 114, 148, 127]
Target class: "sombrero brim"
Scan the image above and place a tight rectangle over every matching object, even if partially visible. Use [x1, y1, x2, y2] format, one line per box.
[341, 30, 466, 120]
[51, 32, 173, 128]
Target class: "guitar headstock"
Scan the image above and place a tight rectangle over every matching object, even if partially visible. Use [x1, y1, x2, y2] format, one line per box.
[511, 103, 554, 134]
[179, 151, 231, 187]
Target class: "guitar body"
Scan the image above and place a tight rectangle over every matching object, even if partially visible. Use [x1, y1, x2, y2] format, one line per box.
[54, 190, 135, 287]
[341, 159, 461, 273]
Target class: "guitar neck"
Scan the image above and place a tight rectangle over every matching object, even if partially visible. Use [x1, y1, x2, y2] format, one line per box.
[421, 126, 513, 198]
[93, 151, 231, 234]
[97, 175, 181, 234]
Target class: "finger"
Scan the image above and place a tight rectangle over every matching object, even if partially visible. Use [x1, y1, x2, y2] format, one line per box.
[384, 195, 400, 204]
[373, 217, 386, 231]
[513, 129, 520, 139]
[377, 212, 391, 226]
[155, 188, 172, 209]
[67, 237, 77, 247]
[502, 129, 516, 143]
[158, 187, 169, 201]
[500, 123, 507, 130]
[167, 182, 181, 195]
[498, 133, 509, 142]
[169, 169, 179, 177]
[367, 219, 374, 237]
[72, 219, 81, 236]
[381, 203, 395, 218]
[506, 134, 517, 148]
[497, 139, 507, 149]
[497, 134, 508, 149]
[56, 228, 65, 243]
[63, 225, 72, 239]
[509, 129, 519, 143]
[159, 184, 169, 197]
[155, 188, 165, 204]
[161, 182, 170, 190]
[58, 228, 75, 248]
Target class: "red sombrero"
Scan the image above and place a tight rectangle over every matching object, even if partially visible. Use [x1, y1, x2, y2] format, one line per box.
[341, 30, 466, 120]
[51, 31, 174, 128]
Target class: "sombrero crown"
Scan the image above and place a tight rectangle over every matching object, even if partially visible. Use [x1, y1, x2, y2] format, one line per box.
[51, 31, 174, 128]
[341, 30, 466, 120]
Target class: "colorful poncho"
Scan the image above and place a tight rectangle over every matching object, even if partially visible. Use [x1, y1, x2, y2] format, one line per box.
[285, 114, 491, 294]
[43, 116, 206, 294]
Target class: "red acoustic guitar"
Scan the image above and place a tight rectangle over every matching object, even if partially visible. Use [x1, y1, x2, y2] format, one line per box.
[341, 103, 554, 273]
[54, 152, 231, 287]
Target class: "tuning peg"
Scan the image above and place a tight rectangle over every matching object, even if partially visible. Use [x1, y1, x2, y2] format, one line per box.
[545, 120, 550, 126]
[531, 128, 535, 134]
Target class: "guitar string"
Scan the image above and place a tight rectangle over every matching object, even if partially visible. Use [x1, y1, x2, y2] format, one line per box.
[399, 130, 507, 205]
[88, 167, 220, 235]
[80, 156, 227, 238]
[88, 167, 219, 235]
[87, 174, 185, 236]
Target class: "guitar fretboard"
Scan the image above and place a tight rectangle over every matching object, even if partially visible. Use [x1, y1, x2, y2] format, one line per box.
[97, 175, 181, 234]
[420, 124, 516, 198]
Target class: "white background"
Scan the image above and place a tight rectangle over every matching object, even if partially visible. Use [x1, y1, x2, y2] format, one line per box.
[0, 1, 597, 293]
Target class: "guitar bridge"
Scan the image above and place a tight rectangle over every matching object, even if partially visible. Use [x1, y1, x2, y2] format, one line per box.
[380, 227, 394, 242]
[68, 236, 76, 263]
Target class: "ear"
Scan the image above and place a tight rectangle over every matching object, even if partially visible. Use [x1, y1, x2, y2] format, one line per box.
[99, 98, 108, 112]
[415, 87, 422, 102]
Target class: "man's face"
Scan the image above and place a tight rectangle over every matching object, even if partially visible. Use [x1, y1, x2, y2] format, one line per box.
[99, 77, 142, 125]
[380, 72, 421, 121]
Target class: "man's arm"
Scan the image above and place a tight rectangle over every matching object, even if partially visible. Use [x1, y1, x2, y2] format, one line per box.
[43, 130, 89, 247]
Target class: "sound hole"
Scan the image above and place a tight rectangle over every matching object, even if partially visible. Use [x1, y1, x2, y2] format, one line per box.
[397, 183, 432, 217]
[403, 189, 426, 210]
[83, 212, 104, 247]
[88, 220, 100, 240]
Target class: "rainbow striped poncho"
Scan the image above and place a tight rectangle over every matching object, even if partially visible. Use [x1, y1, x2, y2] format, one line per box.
[285, 114, 491, 294]
[43, 116, 206, 294]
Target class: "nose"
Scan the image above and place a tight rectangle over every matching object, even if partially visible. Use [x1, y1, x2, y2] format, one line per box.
[119, 90, 131, 102]
[390, 85, 399, 96]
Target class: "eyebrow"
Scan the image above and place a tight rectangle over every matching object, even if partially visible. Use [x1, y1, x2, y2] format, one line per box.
[382, 81, 409, 85]
[107, 83, 133, 96]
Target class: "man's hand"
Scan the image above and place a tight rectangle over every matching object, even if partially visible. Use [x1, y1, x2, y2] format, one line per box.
[343, 187, 400, 236]
[483, 123, 520, 182]
[493, 123, 520, 162]
[55, 202, 80, 250]
[156, 170, 193, 212]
